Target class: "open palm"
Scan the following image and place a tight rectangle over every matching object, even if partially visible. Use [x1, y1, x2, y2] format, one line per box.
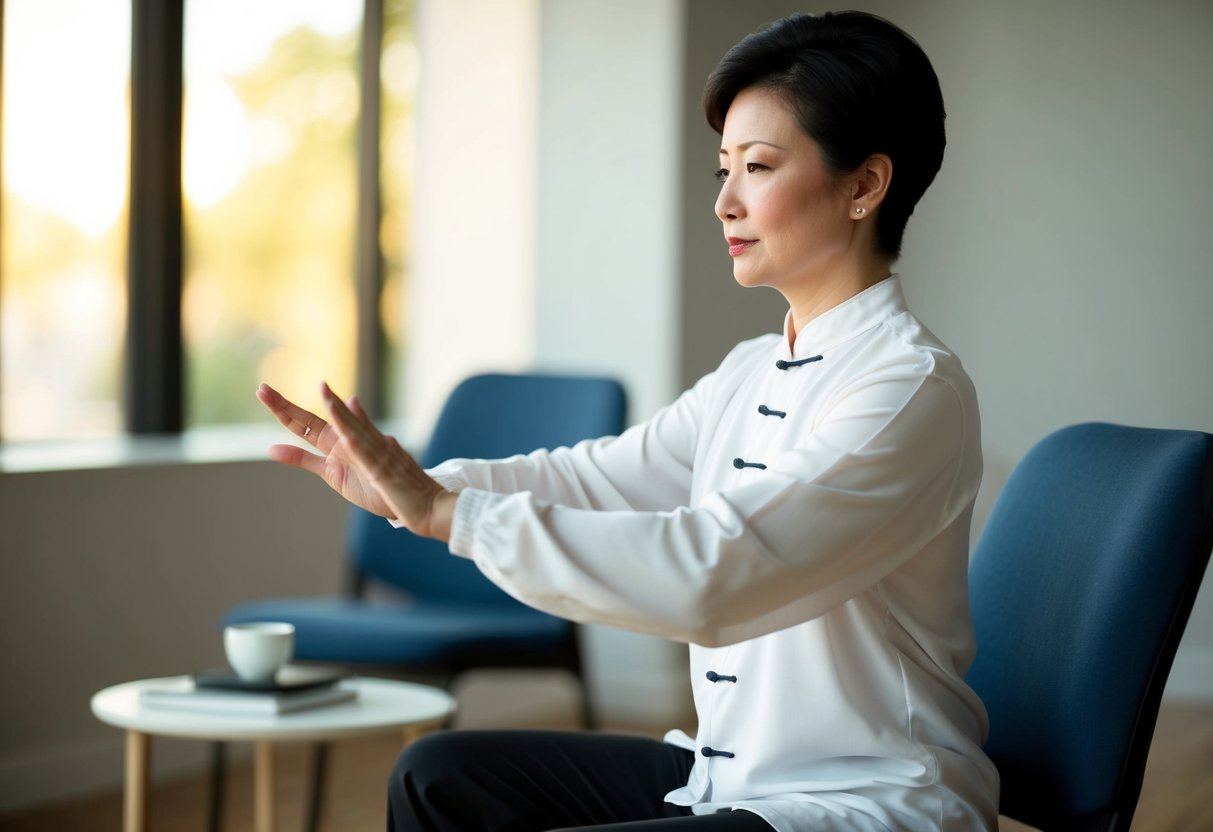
[256, 382, 453, 541]
[256, 383, 396, 518]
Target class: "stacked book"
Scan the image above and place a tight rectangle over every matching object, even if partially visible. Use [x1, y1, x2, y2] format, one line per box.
[140, 665, 357, 715]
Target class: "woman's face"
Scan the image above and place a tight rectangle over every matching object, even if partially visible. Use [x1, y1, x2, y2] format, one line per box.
[715, 86, 854, 294]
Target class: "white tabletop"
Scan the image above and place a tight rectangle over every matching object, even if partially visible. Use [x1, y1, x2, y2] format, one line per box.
[91, 676, 457, 742]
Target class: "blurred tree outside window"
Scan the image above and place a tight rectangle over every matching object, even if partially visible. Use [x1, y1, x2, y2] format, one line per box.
[0, 0, 415, 440]
[1, 0, 131, 440]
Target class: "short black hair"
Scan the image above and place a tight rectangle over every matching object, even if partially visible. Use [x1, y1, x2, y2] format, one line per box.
[704, 11, 945, 260]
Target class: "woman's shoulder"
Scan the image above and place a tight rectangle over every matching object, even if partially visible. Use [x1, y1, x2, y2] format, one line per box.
[886, 313, 976, 395]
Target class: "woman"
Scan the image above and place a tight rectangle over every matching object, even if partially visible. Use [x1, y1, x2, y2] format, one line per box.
[259, 11, 999, 831]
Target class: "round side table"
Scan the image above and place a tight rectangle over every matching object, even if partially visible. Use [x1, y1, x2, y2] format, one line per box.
[92, 675, 456, 832]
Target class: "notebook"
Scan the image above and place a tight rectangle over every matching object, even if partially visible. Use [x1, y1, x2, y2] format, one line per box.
[139, 672, 357, 716]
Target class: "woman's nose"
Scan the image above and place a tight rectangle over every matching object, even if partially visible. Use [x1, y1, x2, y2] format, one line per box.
[715, 180, 743, 222]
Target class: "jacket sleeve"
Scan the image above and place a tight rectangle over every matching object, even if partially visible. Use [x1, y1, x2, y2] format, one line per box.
[446, 364, 978, 647]
[424, 371, 712, 513]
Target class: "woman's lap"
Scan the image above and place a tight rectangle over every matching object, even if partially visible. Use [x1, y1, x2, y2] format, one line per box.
[386, 729, 773, 831]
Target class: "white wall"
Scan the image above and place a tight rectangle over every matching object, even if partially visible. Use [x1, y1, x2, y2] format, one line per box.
[0, 460, 347, 811]
[534, 0, 682, 425]
[404, 0, 540, 438]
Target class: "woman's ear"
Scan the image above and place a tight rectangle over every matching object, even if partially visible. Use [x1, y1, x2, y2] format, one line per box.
[850, 153, 893, 219]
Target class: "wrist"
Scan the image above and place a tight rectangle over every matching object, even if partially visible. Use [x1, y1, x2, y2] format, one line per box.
[428, 489, 458, 543]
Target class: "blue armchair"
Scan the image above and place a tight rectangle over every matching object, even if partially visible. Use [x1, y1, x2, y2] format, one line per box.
[966, 423, 1213, 831]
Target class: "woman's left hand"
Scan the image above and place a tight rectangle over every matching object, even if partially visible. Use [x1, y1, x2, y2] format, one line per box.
[318, 382, 458, 542]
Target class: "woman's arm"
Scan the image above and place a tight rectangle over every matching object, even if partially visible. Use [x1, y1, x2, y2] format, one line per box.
[443, 370, 977, 646]
[425, 371, 710, 512]
[257, 369, 710, 531]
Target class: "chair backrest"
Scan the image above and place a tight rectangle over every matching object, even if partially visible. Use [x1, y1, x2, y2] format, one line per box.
[966, 423, 1213, 831]
[348, 372, 627, 605]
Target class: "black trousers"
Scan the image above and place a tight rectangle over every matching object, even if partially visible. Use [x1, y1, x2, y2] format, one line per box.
[387, 730, 776, 831]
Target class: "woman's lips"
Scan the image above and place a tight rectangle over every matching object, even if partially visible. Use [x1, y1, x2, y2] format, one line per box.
[727, 237, 757, 257]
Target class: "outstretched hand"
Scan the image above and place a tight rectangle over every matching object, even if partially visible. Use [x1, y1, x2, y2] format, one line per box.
[256, 382, 456, 541]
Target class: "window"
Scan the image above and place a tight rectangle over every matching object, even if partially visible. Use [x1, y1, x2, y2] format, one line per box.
[0, 0, 131, 440]
[0, 0, 414, 441]
[182, 1, 363, 426]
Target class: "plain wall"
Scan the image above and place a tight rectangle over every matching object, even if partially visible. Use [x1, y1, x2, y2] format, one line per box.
[404, 0, 540, 435]
[0, 461, 347, 810]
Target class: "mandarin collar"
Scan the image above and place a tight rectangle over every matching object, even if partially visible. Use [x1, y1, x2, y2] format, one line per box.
[780, 275, 907, 360]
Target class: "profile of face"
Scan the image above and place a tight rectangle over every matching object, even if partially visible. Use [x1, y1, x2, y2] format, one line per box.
[715, 86, 857, 295]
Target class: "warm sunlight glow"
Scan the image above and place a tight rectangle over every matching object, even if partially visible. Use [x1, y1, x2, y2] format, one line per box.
[2, 1, 130, 236]
[182, 77, 251, 208]
[182, 0, 366, 426]
[1, 0, 130, 440]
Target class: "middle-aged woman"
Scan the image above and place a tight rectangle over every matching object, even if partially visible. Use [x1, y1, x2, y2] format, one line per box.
[258, 11, 1000, 831]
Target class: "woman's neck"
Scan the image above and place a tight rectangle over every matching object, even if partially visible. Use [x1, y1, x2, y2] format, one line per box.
[784, 261, 893, 350]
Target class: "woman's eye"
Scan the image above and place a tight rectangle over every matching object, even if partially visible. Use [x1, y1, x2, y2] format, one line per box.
[745, 162, 767, 173]
[714, 168, 729, 183]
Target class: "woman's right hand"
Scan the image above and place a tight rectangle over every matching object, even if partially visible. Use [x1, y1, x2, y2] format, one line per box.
[256, 383, 397, 518]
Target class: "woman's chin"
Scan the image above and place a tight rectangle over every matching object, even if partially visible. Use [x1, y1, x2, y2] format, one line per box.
[731, 266, 768, 289]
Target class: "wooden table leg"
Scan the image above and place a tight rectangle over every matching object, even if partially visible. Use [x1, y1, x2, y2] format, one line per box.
[402, 725, 423, 747]
[124, 730, 150, 832]
[254, 741, 277, 832]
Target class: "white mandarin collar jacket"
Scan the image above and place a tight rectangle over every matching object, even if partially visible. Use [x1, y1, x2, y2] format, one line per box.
[427, 277, 1000, 830]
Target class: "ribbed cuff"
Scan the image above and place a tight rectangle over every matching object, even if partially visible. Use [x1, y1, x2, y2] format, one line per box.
[448, 488, 508, 558]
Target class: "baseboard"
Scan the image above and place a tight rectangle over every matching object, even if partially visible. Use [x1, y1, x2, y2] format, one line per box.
[1163, 646, 1213, 703]
[0, 734, 250, 814]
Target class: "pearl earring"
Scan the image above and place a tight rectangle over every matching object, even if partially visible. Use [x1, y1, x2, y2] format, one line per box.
[854, 207, 866, 216]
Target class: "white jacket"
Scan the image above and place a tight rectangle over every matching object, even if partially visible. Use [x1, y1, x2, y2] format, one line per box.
[428, 277, 1000, 830]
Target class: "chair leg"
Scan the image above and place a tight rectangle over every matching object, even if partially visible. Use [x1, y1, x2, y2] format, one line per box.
[306, 741, 328, 832]
[568, 628, 596, 730]
[207, 741, 225, 832]
[578, 674, 597, 730]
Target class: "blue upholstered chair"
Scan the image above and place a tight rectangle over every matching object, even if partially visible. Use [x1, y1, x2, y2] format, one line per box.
[219, 372, 627, 830]
[966, 423, 1213, 831]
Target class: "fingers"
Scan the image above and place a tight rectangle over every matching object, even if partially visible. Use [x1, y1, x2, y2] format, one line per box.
[320, 382, 440, 535]
[257, 383, 330, 448]
[266, 443, 329, 478]
[321, 383, 391, 471]
[321, 384, 412, 486]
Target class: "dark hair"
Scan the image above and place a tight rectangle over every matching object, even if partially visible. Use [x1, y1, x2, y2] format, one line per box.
[704, 11, 945, 260]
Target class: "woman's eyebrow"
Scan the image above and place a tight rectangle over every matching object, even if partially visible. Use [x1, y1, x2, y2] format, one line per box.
[719, 139, 787, 155]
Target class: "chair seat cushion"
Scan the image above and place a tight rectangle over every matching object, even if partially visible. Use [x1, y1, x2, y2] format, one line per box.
[222, 597, 574, 666]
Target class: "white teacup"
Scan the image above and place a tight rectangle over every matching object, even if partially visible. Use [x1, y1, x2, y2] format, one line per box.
[224, 622, 295, 682]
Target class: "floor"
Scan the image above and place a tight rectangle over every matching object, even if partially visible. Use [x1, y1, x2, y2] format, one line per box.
[2, 671, 1210, 831]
